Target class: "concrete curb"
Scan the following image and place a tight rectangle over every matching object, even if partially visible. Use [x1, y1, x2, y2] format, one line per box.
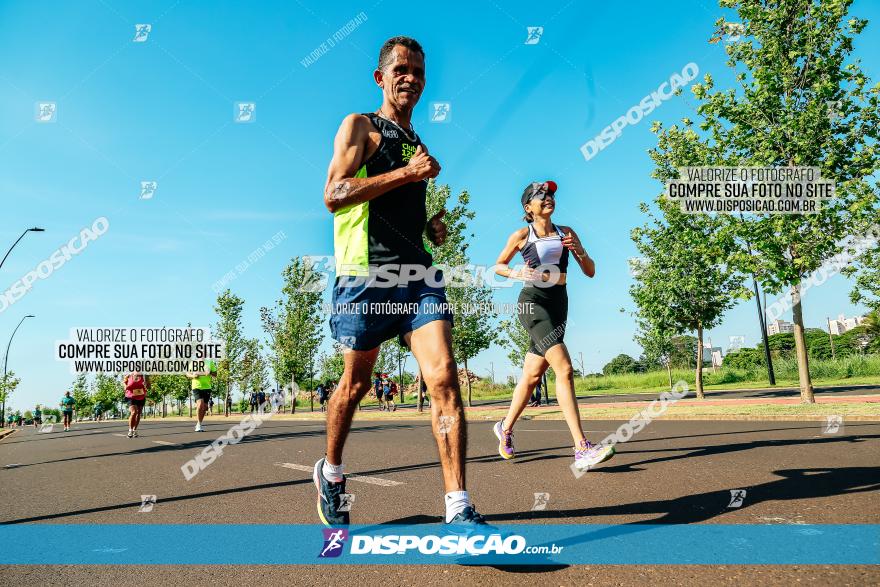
[0, 428, 17, 441]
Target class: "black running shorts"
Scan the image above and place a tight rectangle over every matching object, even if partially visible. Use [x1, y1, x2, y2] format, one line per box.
[517, 283, 568, 357]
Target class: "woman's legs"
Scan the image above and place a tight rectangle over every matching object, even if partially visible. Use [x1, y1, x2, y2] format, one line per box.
[543, 343, 585, 450]
[502, 352, 549, 432]
[133, 405, 142, 429]
[128, 405, 136, 432]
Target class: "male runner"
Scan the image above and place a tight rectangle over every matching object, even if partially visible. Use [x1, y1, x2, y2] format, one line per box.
[314, 36, 484, 527]
[186, 359, 217, 432]
[60, 391, 75, 431]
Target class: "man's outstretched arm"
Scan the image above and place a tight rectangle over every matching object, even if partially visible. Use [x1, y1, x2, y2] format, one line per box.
[323, 114, 439, 213]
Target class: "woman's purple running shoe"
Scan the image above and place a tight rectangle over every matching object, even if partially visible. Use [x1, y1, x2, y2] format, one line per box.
[573, 439, 615, 471]
[493, 420, 515, 459]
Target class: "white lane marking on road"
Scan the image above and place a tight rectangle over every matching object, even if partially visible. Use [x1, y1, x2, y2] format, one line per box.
[4, 463, 21, 468]
[275, 462, 404, 486]
[152, 440, 177, 446]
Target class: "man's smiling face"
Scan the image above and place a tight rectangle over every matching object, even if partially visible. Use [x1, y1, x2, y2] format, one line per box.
[376, 45, 425, 111]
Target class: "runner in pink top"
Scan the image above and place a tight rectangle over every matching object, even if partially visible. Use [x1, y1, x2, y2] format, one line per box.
[123, 371, 148, 438]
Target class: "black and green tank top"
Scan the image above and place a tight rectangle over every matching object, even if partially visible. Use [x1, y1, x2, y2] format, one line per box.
[333, 113, 432, 276]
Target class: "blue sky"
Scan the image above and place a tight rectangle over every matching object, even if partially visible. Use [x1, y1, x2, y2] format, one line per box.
[1, 0, 878, 411]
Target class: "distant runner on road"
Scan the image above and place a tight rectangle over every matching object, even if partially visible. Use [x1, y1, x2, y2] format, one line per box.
[123, 370, 149, 438]
[60, 391, 75, 431]
[186, 359, 217, 432]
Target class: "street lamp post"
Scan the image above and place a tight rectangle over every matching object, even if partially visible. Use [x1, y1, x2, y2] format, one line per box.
[752, 277, 776, 385]
[737, 214, 775, 385]
[0, 227, 45, 271]
[1, 315, 35, 427]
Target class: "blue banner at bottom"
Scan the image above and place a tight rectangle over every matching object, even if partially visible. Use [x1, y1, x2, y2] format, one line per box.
[0, 524, 877, 565]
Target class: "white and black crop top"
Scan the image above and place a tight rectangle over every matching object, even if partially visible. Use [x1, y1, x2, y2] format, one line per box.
[520, 224, 569, 272]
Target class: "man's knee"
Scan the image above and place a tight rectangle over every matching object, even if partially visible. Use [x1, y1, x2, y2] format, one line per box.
[423, 358, 457, 390]
[332, 379, 370, 404]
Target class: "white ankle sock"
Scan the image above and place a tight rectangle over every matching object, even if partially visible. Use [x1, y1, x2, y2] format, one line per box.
[322, 459, 344, 482]
[444, 490, 471, 523]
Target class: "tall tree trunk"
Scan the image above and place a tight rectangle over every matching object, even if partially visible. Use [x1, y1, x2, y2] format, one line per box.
[666, 359, 673, 392]
[417, 370, 425, 413]
[290, 374, 297, 414]
[463, 357, 473, 408]
[398, 357, 404, 404]
[791, 282, 815, 403]
[188, 396, 192, 418]
[309, 358, 314, 412]
[695, 324, 705, 399]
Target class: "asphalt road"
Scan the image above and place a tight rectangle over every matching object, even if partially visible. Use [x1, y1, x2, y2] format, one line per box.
[1, 417, 878, 585]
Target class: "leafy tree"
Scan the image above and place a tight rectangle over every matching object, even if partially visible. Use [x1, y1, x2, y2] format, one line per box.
[147, 373, 180, 417]
[863, 310, 880, 338]
[426, 181, 498, 406]
[240, 338, 270, 399]
[374, 341, 399, 376]
[635, 319, 676, 389]
[669, 335, 700, 369]
[0, 371, 21, 426]
[759, 332, 798, 358]
[808, 335, 834, 360]
[842, 218, 880, 311]
[71, 373, 92, 412]
[723, 347, 765, 369]
[261, 257, 324, 413]
[214, 290, 247, 416]
[319, 343, 346, 383]
[93, 373, 123, 415]
[631, 192, 746, 398]
[687, 0, 880, 402]
[602, 353, 641, 376]
[381, 339, 411, 399]
[498, 318, 530, 372]
[837, 324, 877, 355]
[150, 374, 189, 417]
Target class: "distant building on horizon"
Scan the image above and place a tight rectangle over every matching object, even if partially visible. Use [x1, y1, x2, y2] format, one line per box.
[768, 319, 795, 335]
[828, 314, 866, 335]
[700, 340, 723, 367]
[728, 335, 746, 352]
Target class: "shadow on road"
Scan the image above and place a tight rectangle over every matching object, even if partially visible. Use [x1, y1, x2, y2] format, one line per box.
[459, 465, 880, 573]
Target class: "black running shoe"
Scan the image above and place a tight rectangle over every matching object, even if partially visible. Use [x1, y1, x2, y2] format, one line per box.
[445, 505, 487, 526]
[313, 457, 349, 527]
